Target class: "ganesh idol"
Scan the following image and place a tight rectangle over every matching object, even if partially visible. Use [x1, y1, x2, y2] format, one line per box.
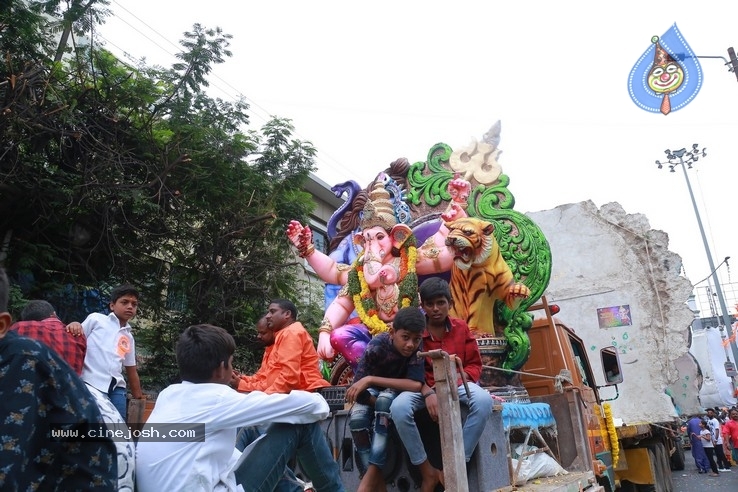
[286, 176, 470, 366]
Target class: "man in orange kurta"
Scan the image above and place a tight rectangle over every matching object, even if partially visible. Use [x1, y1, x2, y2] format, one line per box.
[230, 299, 331, 492]
[233, 299, 329, 394]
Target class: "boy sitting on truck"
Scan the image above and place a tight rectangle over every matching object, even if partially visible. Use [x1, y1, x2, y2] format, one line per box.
[391, 277, 492, 492]
[345, 307, 426, 492]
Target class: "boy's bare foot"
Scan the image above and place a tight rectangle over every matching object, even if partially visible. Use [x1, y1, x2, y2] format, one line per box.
[418, 460, 444, 492]
[357, 465, 386, 492]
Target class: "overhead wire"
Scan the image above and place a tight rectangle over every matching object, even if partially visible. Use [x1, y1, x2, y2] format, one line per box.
[102, 1, 353, 183]
[93, 16, 272, 127]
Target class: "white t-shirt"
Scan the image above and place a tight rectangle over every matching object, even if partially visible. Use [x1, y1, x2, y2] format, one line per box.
[708, 417, 723, 445]
[701, 428, 714, 448]
[135, 382, 329, 492]
[81, 312, 136, 392]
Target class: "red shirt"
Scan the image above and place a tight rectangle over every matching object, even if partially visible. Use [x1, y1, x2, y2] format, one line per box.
[422, 317, 482, 387]
[724, 418, 738, 447]
[10, 317, 87, 375]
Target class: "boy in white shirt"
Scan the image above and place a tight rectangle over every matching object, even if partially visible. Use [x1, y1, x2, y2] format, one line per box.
[136, 323, 344, 492]
[707, 407, 732, 471]
[72, 284, 144, 421]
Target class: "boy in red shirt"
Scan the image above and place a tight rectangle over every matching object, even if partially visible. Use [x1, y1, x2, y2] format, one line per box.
[391, 277, 493, 492]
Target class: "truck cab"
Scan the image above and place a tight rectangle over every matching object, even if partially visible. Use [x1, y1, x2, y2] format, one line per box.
[521, 297, 682, 492]
[521, 297, 617, 491]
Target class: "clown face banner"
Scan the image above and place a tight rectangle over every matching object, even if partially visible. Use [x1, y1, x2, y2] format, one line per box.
[628, 23, 703, 115]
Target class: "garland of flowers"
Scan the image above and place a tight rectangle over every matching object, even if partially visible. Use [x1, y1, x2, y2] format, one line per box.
[594, 404, 609, 449]
[347, 236, 418, 336]
[603, 403, 620, 467]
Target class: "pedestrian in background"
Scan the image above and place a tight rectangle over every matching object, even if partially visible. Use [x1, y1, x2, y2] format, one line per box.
[696, 418, 720, 476]
[687, 414, 710, 473]
[723, 409, 738, 466]
[707, 407, 731, 472]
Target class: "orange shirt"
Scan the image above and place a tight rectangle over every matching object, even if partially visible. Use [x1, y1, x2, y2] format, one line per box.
[237, 321, 329, 394]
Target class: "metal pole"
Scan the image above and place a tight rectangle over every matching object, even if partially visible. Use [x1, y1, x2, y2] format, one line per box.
[673, 149, 738, 363]
[727, 47, 738, 83]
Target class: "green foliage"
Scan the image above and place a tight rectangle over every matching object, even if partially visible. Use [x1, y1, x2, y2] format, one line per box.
[1, 3, 318, 391]
[6, 283, 28, 321]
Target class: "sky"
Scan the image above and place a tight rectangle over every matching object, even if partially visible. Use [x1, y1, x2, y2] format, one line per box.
[96, 1, 738, 315]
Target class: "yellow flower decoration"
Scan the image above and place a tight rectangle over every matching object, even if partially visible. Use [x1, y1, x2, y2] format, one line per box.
[603, 403, 620, 467]
[594, 404, 609, 447]
[350, 243, 418, 337]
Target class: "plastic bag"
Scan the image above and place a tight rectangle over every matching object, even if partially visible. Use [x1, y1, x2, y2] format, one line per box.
[512, 443, 568, 481]
[510, 458, 533, 485]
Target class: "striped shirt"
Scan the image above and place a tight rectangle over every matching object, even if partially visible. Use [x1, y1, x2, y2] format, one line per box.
[11, 317, 87, 375]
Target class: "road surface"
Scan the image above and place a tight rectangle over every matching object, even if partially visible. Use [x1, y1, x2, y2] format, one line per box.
[671, 457, 737, 491]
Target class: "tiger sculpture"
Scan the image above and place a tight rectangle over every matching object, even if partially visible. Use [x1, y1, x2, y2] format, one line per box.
[444, 217, 530, 336]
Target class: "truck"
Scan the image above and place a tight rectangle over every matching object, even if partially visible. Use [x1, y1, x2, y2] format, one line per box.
[307, 129, 698, 491]
[319, 293, 612, 491]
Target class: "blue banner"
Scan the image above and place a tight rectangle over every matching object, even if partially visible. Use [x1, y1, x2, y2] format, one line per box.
[627, 23, 703, 114]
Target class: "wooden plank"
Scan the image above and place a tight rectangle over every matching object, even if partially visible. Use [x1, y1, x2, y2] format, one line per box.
[421, 349, 469, 491]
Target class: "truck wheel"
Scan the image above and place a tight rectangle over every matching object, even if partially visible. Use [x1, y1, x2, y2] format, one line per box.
[652, 441, 673, 492]
[670, 437, 685, 471]
[596, 476, 613, 492]
[329, 356, 354, 386]
[619, 481, 637, 492]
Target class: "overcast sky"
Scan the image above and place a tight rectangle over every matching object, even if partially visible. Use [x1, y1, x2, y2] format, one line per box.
[97, 0, 738, 313]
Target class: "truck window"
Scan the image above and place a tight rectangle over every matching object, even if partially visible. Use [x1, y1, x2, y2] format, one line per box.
[601, 346, 623, 384]
[574, 355, 590, 387]
[569, 336, 596, 389]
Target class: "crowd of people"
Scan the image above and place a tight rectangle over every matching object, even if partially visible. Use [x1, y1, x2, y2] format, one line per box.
[686, 406, 738, 477]
[0, 265, 494, 492]
[0, 269, 120, 490]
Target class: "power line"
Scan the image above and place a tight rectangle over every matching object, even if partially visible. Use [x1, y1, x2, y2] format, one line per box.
[101, 1, 353, 182]
[110, 0, 180, 52]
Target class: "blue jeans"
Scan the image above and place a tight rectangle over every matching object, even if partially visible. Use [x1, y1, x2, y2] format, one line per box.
[236, 425, 302, 492]
[235, 422, 343, 492]
[390, 382, 492, 464]
[349, 387, 397, 473]
[109, 385, 127, 422]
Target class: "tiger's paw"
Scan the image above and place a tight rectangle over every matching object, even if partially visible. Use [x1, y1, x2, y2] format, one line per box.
[505, 283, 530, 309]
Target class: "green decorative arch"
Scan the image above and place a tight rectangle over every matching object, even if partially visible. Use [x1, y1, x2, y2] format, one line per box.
[407, 142, 553, 372]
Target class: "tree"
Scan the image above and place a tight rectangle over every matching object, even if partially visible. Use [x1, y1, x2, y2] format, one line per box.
[1, 1, 319, 389]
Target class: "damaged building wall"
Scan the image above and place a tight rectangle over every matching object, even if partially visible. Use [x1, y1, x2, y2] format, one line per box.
[526, 200, 701, 421]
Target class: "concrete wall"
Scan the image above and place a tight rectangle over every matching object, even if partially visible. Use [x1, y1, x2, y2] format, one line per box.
[526, 201, 701, 423]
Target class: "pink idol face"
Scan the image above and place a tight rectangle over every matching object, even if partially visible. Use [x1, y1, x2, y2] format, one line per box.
[361, 226, 393, 261]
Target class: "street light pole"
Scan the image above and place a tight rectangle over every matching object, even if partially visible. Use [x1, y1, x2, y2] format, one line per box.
[655, 144, 738, 364]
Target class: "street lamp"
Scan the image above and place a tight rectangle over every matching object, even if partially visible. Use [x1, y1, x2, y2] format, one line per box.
[655, 144, 738, 364]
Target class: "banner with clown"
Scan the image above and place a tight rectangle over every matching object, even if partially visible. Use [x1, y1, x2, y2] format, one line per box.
[628, 23, 703, 115]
